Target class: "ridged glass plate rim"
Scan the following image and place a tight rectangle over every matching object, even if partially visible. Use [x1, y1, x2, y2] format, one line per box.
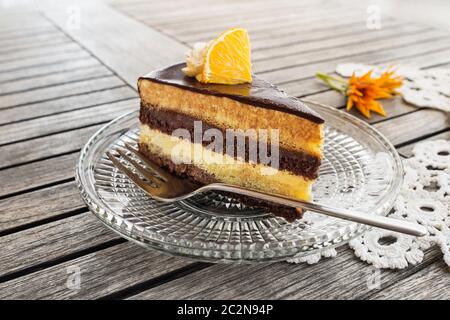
[76, 100, 403, 263]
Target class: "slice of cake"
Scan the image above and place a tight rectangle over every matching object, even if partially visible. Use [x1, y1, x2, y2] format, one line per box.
[137, 28, 324, 221]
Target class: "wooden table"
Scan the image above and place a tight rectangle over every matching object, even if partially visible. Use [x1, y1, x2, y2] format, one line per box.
[0, 0, 449, 300]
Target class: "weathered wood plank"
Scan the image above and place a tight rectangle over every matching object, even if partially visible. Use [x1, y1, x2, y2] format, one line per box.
[281, 47, 450, 99]
[129, 247, 442, 300]
[176, 8, 356, 40]
[259, 37, 450, 86]
[0, 11, 48, 24]
[253, 23, 425, 61]
[0, 242, 193, 299]
[177, 7, 362, 43]
[0, 50, 90, 73]
[348, 97, 417, 125]
[0, 64, 113, 96]
[0, 212, 118, 279]
[0, 16, 52, 35]
[183, 12, 364, 46]
[0, 37, 71, 56]
[301, 91, 345, 108]
[216, 11, 364, 43]
[0, 57, 99, 83]
[397, 130, 450, 158]
[0, 32, 68, 51]
[303, 94, 417, 125]
[0, 98, 138, 145]
[297, 85, 434, 127]
[130, 0, 312, 25]
[373, 109, 449, 146]
[114, 0, 215, 13]
[0, 25, 57, 41]
[0, 124, 102, 169]
[0, 152, 78, 198]
[255, 30, 447, 74]
[0, 42, 83, 64]
[0, 28, 60, 45]
[369, 260, 450, 299]
[156, 0, 353, 32]
[251, 18, 399, 52]
[0, 20, 54, 36]
[281, 49, 450, 125]
[185, 9, 364, 43]
[0, 75, 124, 109]
[45, 3, 188, 88]
[0, 86, 136, 125]
[0, 181, 84, 233]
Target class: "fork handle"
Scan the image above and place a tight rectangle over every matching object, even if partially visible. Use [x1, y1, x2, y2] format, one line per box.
[202, 184, 427, 237]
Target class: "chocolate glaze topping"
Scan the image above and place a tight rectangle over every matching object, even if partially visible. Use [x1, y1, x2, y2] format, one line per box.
[139, 63, 324, 124]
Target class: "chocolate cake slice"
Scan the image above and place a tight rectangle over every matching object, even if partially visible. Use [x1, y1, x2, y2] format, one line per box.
[137, 63, 324, 221]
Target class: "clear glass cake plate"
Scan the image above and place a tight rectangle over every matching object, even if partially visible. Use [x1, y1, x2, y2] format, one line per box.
[76, 101, 403, 263]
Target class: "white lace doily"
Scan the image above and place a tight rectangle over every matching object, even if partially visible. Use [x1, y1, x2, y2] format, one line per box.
[288, 140, 450, 269]
[335, 63, 450, 112]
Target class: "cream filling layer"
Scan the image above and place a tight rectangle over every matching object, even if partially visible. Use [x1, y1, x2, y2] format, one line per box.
[140, 124, 313, 201]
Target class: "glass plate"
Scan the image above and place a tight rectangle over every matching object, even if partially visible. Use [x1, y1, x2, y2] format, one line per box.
[76, 101, 403, 263]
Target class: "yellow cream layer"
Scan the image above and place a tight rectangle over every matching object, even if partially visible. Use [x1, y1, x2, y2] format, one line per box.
[140, 124, 313, 201]
[138, 79, 323, 158]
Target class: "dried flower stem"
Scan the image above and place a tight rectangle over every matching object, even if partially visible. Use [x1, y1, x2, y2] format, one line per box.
[315, 72, 348, 94]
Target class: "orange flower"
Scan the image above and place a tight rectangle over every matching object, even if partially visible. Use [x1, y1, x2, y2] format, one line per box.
[316, 68, 403, 119]
[376, 68, 403, 95]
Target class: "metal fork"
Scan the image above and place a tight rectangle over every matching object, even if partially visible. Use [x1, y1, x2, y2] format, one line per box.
[106, 143, 427, 237]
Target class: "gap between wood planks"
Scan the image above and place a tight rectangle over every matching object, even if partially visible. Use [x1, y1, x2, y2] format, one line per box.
[0, 87, 136, 126]
[0, 41, 82, 64]
[0, 207, 86, 238]
[0, 37, 72, 56]
[0, 26, 58, 42]
[0, 73, 113, 98]
[123, 0, 324, 27]
[0, 238, 126, 284]
[0, 57, 99, 84]
[98, 263, 211, 300]
[126, 6, 364, 46]
[124, 247, 443, 300]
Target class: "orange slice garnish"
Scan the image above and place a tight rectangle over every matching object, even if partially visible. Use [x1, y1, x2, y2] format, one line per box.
[200, 27, 252, 85]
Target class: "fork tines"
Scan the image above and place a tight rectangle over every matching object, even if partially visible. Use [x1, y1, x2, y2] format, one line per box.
[106, 143, 167, 196]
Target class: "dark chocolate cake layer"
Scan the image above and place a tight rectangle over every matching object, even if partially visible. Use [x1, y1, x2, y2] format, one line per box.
[139, 105, 321, 179]
[139, 63, 324, 124]
[138, 142, 303, 222]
